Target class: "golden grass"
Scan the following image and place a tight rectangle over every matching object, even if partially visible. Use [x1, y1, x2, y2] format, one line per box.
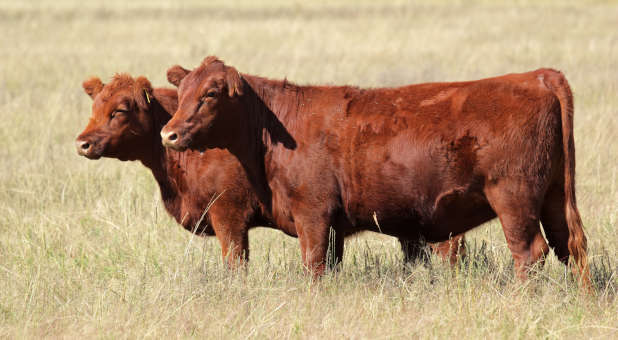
[0, 0, 616, 338]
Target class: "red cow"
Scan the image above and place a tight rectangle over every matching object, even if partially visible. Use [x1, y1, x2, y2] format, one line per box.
[75, 74, 464, 269]
[160, 57, 589, 286]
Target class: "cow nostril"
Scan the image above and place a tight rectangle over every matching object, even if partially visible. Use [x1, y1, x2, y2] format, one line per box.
[81, 142, 90, 150]
[161, 130, 181, 146]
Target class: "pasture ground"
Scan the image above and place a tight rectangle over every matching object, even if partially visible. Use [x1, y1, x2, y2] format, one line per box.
[0, 0, 616, 338]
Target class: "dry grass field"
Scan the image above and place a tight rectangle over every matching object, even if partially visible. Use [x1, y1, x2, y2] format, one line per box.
[0, 0, 616, 338]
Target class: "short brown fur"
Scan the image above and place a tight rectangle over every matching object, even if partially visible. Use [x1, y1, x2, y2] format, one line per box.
[161, 57, 589, 286]
[76, 74, 464, 268]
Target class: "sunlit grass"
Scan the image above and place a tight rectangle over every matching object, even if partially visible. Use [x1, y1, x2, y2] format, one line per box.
[0, 0, 616, 338]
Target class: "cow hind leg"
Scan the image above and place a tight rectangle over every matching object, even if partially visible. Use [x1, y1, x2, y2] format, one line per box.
[485, 183, 550, 280]
[400, 234, 466, 267]
[540, 184, 570, 265]
[430, 234, 466, 265]
[399, 237, 430, 266]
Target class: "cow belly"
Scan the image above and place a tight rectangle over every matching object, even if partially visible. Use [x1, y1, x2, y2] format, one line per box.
[423, 191, 496, 242]
[340, 192, 495, 242]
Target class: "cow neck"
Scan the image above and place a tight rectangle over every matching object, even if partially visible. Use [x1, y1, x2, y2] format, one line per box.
[137, 95, 180, 204]
[241, 74, 304, 142]
[226, 74, 301, 212]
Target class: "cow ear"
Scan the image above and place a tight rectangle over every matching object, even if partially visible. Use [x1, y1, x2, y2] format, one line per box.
[82, 77, 104, 99]
[167, 65, 189, 87]
[225, 66, 243, 97]
[134, 76, 153, 111]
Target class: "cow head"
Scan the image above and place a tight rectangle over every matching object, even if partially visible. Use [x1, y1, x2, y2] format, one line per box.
[76, 74, 158, 161]
[160, 56, 244, 151]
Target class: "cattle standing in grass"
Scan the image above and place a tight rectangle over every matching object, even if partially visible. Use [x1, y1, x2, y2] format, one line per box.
[76, 74, 273, 266]
[160, 57, 589, 286]
[75, 74, 464, 269]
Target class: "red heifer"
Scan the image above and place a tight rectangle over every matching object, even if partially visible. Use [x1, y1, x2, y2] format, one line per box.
[160, 57, 589, 286]
[76, 74, 280, 266]
[76, 74, 464, 269]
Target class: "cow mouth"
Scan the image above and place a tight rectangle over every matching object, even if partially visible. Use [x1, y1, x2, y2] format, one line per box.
[83, 151, 103, 160]
[76, 138, 107, 159]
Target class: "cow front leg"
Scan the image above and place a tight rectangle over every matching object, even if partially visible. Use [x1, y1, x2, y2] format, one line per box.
[216, 229, 249, 269]
[209, 207, 250, 269]
[296, 218, 332, 278]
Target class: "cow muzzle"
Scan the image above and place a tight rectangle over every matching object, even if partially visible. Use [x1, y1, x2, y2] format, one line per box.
[160, 127, 186, 151]
[75, 139, 100, 159]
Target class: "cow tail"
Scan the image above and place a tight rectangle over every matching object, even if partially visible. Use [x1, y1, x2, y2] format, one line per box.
[544, 70, 591, 289]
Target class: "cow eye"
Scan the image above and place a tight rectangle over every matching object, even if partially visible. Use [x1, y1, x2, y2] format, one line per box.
[200, 91, 217, 104]
[111, 109, 129, 118]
